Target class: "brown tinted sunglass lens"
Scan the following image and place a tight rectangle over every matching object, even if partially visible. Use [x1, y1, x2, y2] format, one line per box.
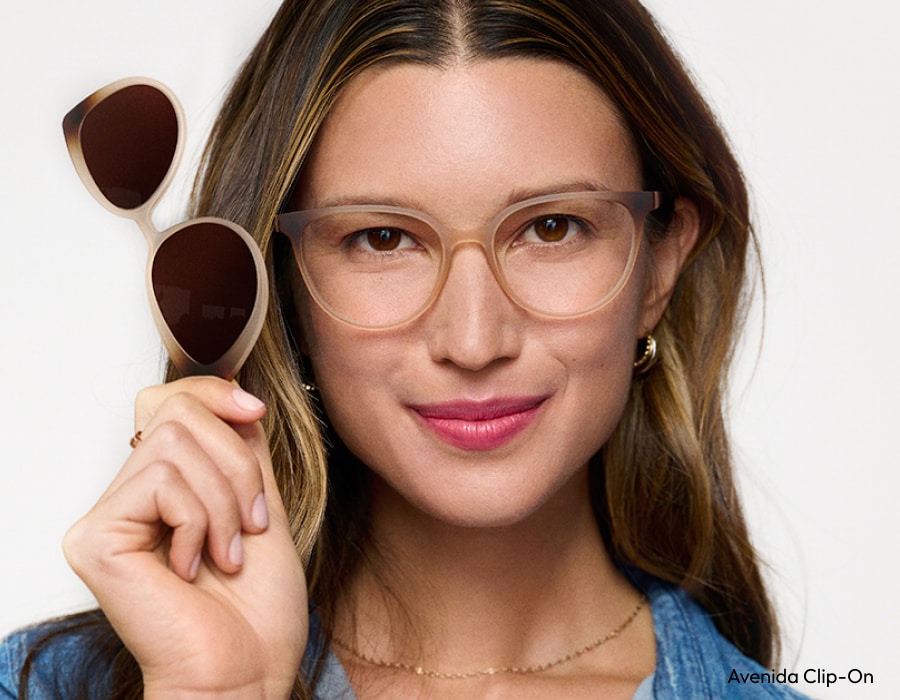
[152, 223, 258, 366]
[80, 85, 178, 210]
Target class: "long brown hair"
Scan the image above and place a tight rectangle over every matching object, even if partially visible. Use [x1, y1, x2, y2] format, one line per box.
[23, 1, 775, 697]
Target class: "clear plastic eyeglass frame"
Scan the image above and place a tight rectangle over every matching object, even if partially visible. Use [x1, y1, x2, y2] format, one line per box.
[63, 77, 269, 379]
[276, 190, 662, 330]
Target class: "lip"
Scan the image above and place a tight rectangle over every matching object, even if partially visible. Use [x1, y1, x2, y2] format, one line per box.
[409, 396, 547, 451]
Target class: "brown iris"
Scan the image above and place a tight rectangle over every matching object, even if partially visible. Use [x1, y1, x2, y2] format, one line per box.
[534, 216, 570, 242]
[366, 228, 404, 251]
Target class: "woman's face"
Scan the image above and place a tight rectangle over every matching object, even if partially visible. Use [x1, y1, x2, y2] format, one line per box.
[294, 59, 685, 528]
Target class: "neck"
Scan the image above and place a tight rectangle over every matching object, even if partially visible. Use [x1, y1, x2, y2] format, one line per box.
[335, 465, 648, 678]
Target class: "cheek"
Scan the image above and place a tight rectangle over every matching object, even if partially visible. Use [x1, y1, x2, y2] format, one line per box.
[301, 304, 406, 440]
[561, 264, 648, 378]
[559, 316, 637, 425]
[302, 308, 364, 398]
[554, 272, 648, 433]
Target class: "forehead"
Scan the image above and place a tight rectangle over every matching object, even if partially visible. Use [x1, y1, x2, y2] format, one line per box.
[297, 58, 642, 218]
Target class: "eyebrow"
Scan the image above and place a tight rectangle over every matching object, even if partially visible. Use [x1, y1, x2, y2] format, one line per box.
[502, 180, 613, 207]
[311, 180, 615, 211]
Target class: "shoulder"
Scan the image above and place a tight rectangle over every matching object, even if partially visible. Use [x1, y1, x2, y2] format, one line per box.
[629, 571, 810, 699]
[303, 608, 357, 700]
[0, 628, 30, 698]
[0, 614, 118, 700]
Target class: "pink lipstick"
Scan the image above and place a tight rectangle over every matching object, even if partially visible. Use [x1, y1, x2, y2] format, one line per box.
[410, 396, 546, 451]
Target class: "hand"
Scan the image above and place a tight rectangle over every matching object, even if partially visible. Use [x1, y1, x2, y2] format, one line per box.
[63, 377, 308, 698]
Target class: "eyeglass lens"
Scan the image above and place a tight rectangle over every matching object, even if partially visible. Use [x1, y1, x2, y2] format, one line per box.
[152, 222, 259, 366]
[80, 84, 178, 210]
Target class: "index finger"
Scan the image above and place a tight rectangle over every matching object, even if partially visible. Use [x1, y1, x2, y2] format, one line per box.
[135, 376, 266, 431]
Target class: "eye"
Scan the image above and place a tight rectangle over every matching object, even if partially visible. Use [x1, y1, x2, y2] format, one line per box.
[351, 227, 417, 252]
[519, 216, 584, 244]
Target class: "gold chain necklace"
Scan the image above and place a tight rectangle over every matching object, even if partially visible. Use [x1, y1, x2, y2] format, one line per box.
[333, 595, 647, 680]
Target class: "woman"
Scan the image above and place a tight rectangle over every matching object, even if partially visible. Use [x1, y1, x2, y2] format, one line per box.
[1, 0, 807, 697]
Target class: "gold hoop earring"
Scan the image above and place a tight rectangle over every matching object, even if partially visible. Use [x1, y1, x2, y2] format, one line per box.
[633, 333, 658, 374]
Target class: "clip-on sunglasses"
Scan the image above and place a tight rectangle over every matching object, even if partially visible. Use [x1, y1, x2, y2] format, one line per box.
[63, 77, 268, 380]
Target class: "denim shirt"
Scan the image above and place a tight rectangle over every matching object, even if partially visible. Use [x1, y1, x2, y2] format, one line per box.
[0, 572, 808, 699]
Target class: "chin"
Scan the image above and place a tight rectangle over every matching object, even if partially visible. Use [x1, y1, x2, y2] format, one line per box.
[426, 501, 540, 530]
[395, 466, 583, 531]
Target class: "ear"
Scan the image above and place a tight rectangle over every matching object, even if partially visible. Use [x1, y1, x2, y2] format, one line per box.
[639, 196, 700, 332]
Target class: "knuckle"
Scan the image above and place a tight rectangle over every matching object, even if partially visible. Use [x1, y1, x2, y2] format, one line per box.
[134, 384, 164, 420]
[149, 456, 239, 525]
[202, 474, 241, 515]
[148, 420, 195, 451]
[161, 390, 204, 418]
[62, 514, 120, 579]
[134, 385, 157, 406]
[145, 461, 212, 528]
[62, 519, 89, 571]
[145, 458, 185, 491]
[228, 445, 262, 480]
[141, 459, 187, 498]
[135, 376, 225, 423]
[178, 505, 210, 536]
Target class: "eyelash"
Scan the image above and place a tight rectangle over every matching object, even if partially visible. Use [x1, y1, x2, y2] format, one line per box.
[513, 216, 590, 246]
[347, 227, 419, 253]
[344, 214, 591, 254]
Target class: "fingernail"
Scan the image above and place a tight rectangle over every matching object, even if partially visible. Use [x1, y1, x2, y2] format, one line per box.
[252, 492, 269, 530]
[232, 388, 265, 412]
[229, 533, 244, 567]
[189, 554, 201, 581]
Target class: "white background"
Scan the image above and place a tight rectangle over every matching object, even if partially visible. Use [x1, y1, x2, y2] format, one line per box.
[1, 2, 897, 697]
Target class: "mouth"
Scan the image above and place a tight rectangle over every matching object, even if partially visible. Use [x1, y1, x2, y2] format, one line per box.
[408, 396, 548, 451]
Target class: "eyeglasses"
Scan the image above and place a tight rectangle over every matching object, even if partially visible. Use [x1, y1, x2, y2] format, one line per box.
[63, 77, 268, 379]
[276, 191, 661, 329]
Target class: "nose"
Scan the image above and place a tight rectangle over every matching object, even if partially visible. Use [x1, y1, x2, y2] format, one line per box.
[425, 244, 523, 371]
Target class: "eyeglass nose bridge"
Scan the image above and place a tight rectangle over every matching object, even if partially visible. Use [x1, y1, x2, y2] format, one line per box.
[426, 232, 526, 317]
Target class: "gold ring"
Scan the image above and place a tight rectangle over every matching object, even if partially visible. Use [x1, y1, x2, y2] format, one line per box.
[129, 430, 143, 449]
